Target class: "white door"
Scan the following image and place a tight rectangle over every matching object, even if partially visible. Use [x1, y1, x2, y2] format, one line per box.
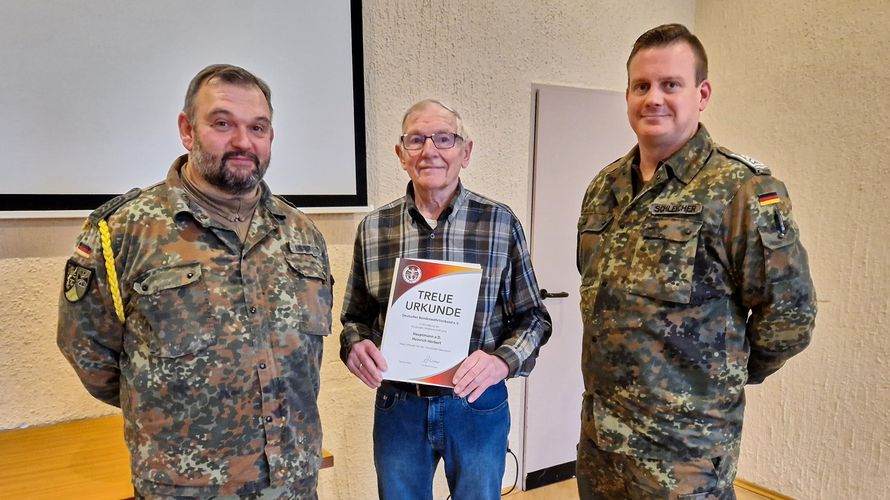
[523, 84, 636, 487]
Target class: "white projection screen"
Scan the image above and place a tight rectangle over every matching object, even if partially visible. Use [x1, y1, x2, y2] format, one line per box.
[0, 0, 366, 216]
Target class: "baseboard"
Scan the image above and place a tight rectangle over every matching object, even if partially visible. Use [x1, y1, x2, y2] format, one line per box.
[524, 460, 576, 490]
[734, 478, 794, 499]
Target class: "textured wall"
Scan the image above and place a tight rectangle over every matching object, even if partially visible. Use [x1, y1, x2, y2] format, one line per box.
[1, 2, 715, 499]
[696, 1, 890, 499]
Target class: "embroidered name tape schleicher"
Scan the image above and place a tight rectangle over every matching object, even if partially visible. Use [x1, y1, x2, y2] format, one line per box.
[649, 203, 702, 215]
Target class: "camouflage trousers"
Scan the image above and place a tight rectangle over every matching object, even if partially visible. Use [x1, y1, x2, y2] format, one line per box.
[576, 434, 737, 500]
[134, 474, 318, 500]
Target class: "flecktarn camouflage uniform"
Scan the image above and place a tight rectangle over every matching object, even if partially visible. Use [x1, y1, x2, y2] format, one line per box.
[58, 156, 333, 499]
[576, 126, 816, 498]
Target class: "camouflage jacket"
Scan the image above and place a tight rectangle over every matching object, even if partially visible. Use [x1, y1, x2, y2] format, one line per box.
[57, 156, 333, 497]
[577, 126, 816, 460]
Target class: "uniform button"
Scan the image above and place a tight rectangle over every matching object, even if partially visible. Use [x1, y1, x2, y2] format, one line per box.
[249, 306, 257, 314]
[265, 416, 273, 423]
[259, 362, 267, 370]
[429, 233, 435, 239]
[141, 284, 149, 291]
[186, 272, 194, 278]
[683, 228, 693, 235]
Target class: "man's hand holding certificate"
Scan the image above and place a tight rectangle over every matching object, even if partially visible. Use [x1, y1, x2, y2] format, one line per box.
[380, 258, 482, 387]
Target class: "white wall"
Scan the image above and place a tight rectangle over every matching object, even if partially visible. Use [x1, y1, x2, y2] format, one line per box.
[696, 2, 890, 499]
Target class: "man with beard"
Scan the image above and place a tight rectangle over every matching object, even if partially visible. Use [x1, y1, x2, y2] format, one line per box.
[57, 64, 333, 499]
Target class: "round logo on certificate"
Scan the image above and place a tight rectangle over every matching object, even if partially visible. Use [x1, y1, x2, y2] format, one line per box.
[402, 265, 422, 284]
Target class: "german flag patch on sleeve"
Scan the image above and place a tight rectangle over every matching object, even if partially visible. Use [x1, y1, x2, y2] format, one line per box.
[758, 192, 781, 206]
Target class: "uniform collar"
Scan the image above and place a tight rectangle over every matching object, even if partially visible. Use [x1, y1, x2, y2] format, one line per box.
[659, 124, 714, 185]
[166, 154, 282, 223]
[604, 125, 713, 207]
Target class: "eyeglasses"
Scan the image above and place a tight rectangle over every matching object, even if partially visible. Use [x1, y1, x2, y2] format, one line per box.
[399, 132, 463, 150]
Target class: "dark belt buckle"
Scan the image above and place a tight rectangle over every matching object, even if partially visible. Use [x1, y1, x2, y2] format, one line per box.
[388, 381, 453, 397]
[399, 382, 451, 397]
[419, 383, 453, 397]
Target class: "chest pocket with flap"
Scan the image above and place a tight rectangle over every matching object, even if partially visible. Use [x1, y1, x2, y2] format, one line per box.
[626, 218, 703, 304]
[131, 262, 216, 357]
[577, 211, 614, 283]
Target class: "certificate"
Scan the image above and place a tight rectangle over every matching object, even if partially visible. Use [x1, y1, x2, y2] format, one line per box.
[380, 257, 482, 387]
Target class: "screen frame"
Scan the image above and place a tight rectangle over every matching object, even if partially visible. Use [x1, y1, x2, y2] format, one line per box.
[0, 0, 367, 214]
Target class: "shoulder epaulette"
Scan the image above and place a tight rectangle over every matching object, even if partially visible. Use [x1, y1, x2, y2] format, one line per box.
[86, 188, 141, 325]
[273, 194, 300, 211]
[601, 156, 627, 176]
[718, 147, 772, 176]
[87, 187, 143, 224]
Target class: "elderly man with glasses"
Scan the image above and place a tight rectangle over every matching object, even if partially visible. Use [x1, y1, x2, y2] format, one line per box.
[339, 99, 552, 499]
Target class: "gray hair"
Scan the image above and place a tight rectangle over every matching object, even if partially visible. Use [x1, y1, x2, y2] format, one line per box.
[400, 99, 468, 140]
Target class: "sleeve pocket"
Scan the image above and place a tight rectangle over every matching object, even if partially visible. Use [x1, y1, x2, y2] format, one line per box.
[757, 217, 799, 250]
[756, 213, 805, 283]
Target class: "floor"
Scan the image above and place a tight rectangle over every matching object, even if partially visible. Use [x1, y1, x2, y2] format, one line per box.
[504, 479, 773, 499]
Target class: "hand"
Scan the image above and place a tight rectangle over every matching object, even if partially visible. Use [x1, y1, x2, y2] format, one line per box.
[452, 351, 509, 402]
[347, 339, 388, 388]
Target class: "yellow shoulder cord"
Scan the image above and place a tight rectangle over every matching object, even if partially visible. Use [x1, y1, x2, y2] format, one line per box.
[98, 220, 126, 324]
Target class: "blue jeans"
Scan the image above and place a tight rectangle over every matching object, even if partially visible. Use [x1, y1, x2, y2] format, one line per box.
[373, 381, 510, 500]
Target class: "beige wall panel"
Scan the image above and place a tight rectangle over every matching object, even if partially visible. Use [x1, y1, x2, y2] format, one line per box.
[696, 1, 890, 499]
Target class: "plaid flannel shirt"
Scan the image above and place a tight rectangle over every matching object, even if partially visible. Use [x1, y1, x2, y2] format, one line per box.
[340, 182, 552, 377]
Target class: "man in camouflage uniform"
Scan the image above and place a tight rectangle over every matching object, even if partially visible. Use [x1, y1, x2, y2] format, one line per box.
[576, 24, 816, 499]
[57, 64, 333, 499]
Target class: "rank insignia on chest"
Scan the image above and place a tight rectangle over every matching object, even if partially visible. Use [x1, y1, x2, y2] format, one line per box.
[64, 261, 94, 303]
[649, 203, 702, 215]
[758, 192, 782, 207]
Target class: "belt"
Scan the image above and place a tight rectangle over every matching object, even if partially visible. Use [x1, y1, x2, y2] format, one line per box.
[387, 381, 454, 397]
